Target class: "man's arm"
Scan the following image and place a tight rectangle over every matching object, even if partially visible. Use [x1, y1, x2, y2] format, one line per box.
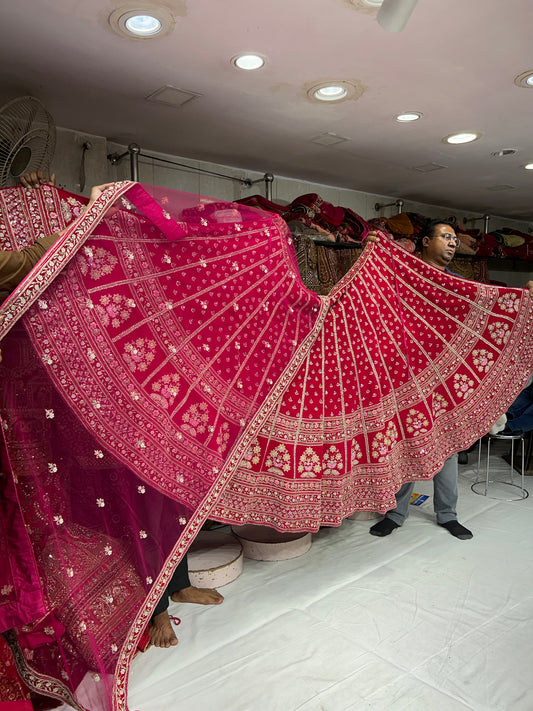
[0, 182, 115, 298]
[0, 234, 60, 296]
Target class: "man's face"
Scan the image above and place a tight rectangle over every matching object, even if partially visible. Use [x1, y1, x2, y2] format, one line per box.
[422, 223, 459, 269]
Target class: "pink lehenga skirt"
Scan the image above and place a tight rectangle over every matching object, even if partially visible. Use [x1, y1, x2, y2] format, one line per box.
[0, 182, 531, 710]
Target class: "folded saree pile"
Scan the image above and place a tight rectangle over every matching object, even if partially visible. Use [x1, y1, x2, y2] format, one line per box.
[0, 182, 531, 710]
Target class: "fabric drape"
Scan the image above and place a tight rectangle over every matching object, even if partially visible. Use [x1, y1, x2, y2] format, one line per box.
[0, 182, 531, 711]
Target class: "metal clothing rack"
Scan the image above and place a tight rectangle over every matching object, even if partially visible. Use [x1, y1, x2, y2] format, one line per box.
[107, 143, 275, 200]
[374, 199, 404, 215]
[463, 214, 491, 235]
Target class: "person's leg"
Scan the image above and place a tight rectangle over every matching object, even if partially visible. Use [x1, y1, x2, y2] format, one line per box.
[433, 454, 472, 539]
[150, 556, 190, 648]
[507, 383, 533, 420]
[506, 384, 533, 433]
[369, 481, 414, 536]
[507, 403, 533, 433]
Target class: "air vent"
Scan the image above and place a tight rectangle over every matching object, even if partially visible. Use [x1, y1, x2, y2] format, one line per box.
[412, 162, 447, 173]
[490, 149, 518, 157]
[311, 133, 350, 146]
[145, 85, 202, 108]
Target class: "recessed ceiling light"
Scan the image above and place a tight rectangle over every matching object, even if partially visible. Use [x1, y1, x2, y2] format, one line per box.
[514, 70, 533, 88]
[395, 111, 422, 122]
[109, 6, 175, 39]
[361, 0, 384, 5]
[125, 14, 161, 35]
[307, 80, 364, 104]
[232, 54, 265, 70]
[524, 163, 533, 170]
[443, 132, 481, 145]
[314, 85, 347, 101]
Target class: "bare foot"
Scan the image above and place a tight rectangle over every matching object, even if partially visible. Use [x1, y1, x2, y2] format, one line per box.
[170, 586, 224, 605]
[149, 610, 179, 648]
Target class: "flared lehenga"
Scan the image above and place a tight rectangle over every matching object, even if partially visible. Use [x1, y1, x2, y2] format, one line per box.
[0, 182, 531, 710]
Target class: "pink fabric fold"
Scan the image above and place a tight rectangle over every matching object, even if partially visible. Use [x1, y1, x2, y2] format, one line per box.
[0, 183, 531, 710]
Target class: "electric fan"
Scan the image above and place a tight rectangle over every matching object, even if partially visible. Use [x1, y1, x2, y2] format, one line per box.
[0, 96, 56, 186]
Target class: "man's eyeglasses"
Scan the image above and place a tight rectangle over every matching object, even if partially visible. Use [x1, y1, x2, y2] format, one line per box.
[441, 233, 460, 247]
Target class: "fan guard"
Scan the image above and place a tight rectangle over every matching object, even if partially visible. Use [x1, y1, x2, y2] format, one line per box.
[0, 96, 56, 186]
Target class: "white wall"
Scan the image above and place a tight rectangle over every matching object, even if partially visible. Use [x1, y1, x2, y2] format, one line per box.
[52, 127, 533, 286]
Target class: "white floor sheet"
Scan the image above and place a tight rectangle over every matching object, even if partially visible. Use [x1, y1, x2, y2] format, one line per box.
[128, 443, 533, 711]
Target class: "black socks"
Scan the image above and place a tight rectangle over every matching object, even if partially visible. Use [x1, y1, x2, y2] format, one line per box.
[370, 518, 473, 539]
[369, 518, 399, 537]
[439, 520, 473, 540]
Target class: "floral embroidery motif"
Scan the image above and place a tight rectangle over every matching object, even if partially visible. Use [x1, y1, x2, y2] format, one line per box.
[94, 450, 104, 459]
[216, 422, 230, 453]
[350, 441, 362, 468]
[123, 338, 157, 372]
[96, 498, 105, 507]
[181, 403, 209, 436]
[94, 293, 136, 328]
[405, 409, 430, 435]
[78, 246, 118, 280]
[454, 373, 475, 399]
[241, 439, 261, 469]
[322, 445, 343, 476]
[472, 348, 495, 374]
[497, 293, 519, 314]
[371, 422, 398, 462]
[432, 393, 449, 417]
[298, 447, 321, 478]
[45, 409, 55, 419]
[150, 373, 180, 409]
[488, 321, 510, 346]
[266, 444, 291, 474]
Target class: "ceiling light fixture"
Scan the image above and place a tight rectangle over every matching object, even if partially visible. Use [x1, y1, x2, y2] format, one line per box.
[109, 6, 175, 39]
[395, 111, 422, 122]
[524, 163, 533, 170]
[361, 0, 384, 6]
[314, 85, 347, 101]
[443, 132, 481, 145]
[232, 54, 265, 70]
[514, 70, 533, 88]
[377, 0, 419, 33]
[307, 80, 364, 104]
[125, 14, 161, 35]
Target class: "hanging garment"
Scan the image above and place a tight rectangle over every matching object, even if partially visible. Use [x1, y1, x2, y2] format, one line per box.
[0, 182, 532, 711]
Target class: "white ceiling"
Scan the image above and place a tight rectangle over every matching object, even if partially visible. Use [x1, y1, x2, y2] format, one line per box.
[1, 0, 533, 219]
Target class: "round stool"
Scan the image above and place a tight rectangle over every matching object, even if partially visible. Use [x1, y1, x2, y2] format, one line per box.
[231, 525, 312, 561]
[187, 531, 243, 588]
[471, 432, 529, 500]
[346, 511, 381, 521]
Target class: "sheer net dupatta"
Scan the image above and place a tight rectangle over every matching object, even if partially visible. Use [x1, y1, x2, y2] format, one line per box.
[0, 182, 532, 710]
[0, 183, 321, 710]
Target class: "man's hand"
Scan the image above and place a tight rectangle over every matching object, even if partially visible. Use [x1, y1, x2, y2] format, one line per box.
[20, 171, 56, 189]
[85, 183, 116, 210]
[365, 230, 380, 244]
[526, 280, 533, 300]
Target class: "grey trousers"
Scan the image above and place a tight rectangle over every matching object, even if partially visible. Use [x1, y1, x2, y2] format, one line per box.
[385, 453, 458, 526]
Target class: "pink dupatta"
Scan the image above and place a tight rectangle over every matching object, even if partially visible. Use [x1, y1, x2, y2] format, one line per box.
[0, 182, 531, 710]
